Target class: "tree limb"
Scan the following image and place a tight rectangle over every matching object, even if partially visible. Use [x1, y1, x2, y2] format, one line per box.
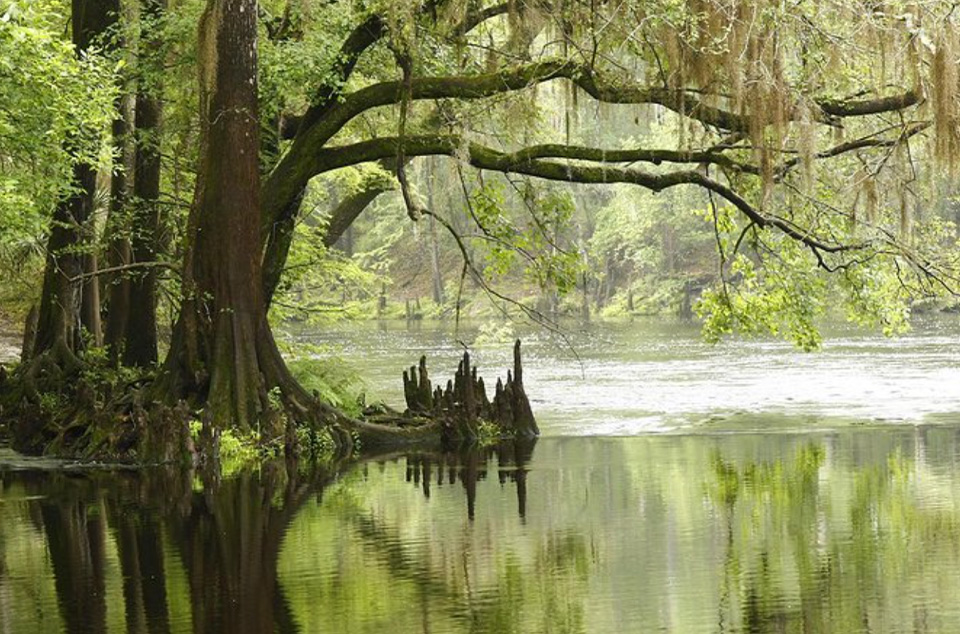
[308, 134, 869, 255]
[265, 58, 922, 243]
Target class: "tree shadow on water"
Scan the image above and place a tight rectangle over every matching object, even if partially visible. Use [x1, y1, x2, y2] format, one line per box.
[0, 438, 542, 633]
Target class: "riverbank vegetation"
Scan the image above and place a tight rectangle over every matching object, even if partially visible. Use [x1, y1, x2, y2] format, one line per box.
[2, 0, 960, 463]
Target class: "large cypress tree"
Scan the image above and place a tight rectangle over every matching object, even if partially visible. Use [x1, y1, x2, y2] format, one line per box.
[154, 0, 332, 438]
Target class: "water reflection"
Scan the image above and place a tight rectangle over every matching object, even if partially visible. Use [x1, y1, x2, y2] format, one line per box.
[0, 459, 345, 633]
[399, 440, 534, 519]
[6, 432, 960, 632]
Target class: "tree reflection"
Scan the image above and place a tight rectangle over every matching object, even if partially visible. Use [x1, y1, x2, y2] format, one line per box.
[0, 440, 539, 633]
[165, 459, 343, 634]
[401, 438, 535, 519]
[15, 433, 960, 633]
[37, 475, 109, 633]
[703, 436, 960, 633]
[1, 458, 341, 633]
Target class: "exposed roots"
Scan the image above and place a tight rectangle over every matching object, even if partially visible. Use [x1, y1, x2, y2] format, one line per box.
[0, 335, 540, 465]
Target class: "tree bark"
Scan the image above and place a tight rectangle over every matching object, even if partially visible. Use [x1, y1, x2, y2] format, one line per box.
[123, 0, 167, 368]
[34, 163, 98, 358]
[156, 0, 317, 435]
[81, 251, 103, 347]
[103, 93, 135, 358]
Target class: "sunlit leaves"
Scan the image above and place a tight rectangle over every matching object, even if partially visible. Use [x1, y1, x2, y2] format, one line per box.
[0, 1, 116, 242]
[698, 231, 828, 351]
[470, 181, 581, 296]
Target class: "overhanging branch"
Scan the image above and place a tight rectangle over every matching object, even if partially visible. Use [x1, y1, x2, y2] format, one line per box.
[309, 134, 869, 256]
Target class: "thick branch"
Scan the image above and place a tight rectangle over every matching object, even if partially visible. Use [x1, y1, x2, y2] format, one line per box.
[296, 61, 920, 160]
[308, 135, 757, 174]
[324, 182, 396, 248]
[265, 60, 922, 242]
[263, 158, 398, 303]
[819, 91, 921, 117]
[449, 2, 510, 37]
[261, 54, 919, 306]
[311, 135, 866, 255]
[262, 61, 575, 248]
[296, 14, 386, 136]
[303, 123, 929, 183]
[294, 2, 509, 137]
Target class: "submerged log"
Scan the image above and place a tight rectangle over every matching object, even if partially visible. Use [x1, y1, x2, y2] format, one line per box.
[398, 339, 538, 442]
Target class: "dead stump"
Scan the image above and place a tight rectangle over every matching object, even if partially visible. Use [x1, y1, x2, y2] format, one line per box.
[400, 339, 538, 443]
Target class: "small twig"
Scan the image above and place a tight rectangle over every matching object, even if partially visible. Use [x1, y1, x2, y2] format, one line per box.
[68, 261, 179, 283]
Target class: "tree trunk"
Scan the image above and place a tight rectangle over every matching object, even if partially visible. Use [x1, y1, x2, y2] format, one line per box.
[33, 0, 120, 359]
[156, 0, 310, 434]
[33, 163, 98, 357]
[104, 92, 135, 358]
[123, 0, 167, 368]
[20, 305, 38, 362]
[81, 250, 103, 347]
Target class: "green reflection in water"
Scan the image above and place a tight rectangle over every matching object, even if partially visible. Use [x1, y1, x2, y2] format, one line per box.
[3, 431, 960, 632]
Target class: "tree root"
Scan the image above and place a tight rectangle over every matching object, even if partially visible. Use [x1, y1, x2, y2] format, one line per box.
[0, 338, 540, 464]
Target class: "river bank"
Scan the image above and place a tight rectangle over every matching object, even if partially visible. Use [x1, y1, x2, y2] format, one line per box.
[3, 318, 960, 631]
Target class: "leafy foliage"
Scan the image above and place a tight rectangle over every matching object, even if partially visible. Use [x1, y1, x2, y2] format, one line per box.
[286, 352, 366, 416]
[0, 1, 116, 254]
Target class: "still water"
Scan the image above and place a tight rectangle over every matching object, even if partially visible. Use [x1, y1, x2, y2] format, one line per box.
[3, 318, 960, 633]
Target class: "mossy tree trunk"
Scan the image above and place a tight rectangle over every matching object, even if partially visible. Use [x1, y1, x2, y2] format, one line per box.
[154, 0, 322, 436]
[33, 162, 97, 359]
[103, 93, 135, 359]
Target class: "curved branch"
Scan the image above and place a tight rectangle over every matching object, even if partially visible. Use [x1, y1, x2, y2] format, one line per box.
[296, 14, 387, 136]
[261, 49, 920, 305]
[308, 134, 757, 174]
[263, 167, 396, 305]
[323, 181, 396, 248]
[291, 60, 921, 164]
[294, 2, 512, 137]
[311, 134, 868, 255]
[449, 2, 510, 37]
[265, 59, 922, 242]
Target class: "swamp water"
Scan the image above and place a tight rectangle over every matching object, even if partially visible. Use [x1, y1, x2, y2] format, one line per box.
[4, 318, 960, 633]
